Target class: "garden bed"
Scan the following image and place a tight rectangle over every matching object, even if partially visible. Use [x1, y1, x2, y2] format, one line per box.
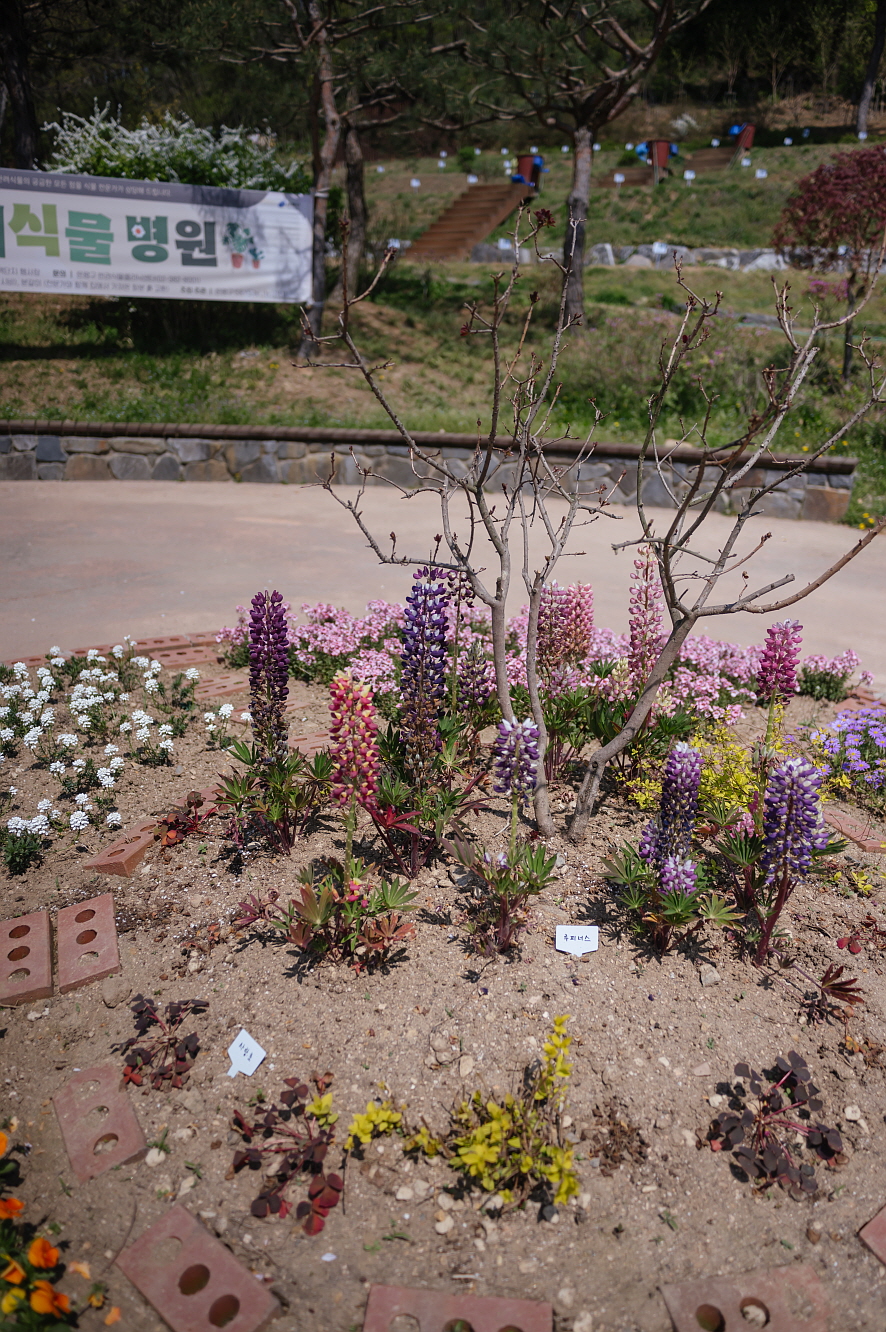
[2, 612, 886, 1332]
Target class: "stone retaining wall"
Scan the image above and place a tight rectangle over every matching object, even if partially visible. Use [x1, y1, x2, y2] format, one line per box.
[0, 431, 856, 522]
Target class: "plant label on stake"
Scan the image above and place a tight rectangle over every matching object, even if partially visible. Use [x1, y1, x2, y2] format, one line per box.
[555, 925, 599, 957]
[226, 1028, 267, 1078]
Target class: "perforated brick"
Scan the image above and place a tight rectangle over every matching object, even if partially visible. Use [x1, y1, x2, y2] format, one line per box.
[659, 1264, 830, 1332]
[56, 893, 121, 992]
[823, 807, 886, 854]
[116, 1204, 278, 1332]
[859, 1202, 886, 1264]
[153, 646, 217, 668]
[184, 631, 223, 648]
[71, 643, 115, 657]
[2, 654, 52, 669]
[84, 819, 157, 877]
[194, 675, 248, 700]
[53, 1064, 147, 1181]
[362, 1284, 552, 1332]
[135, 635, 191, 651]
[289, 730, 330, 756]
[0, 909, 52, 1006]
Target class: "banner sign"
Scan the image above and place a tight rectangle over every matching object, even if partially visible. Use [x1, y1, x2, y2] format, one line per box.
[0, 169, 313, 303]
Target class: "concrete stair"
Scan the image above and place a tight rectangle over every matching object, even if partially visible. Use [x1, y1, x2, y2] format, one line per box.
[405, 182, 532, 261]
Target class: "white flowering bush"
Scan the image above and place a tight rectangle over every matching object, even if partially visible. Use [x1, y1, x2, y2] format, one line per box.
[204, 702, 235, 749]
[42, 105, 311, 193]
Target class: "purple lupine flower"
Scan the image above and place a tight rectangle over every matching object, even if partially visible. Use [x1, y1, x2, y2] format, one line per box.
[400, 567, 449, 776]
[659, 855, 698, 896]
[493, 717, 540, 801]
[248, 589, 290, 762]
[756, 620, 803, 702]
[640, 742, 702, 867]
[458, 642, 494, 712]
[628, 548, 664, 692]
[760, 757, 825, 885]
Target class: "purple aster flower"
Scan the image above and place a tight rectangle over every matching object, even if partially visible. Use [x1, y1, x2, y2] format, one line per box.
[493, 717, 540, 802]
[760, 757, 825, 885]
[659, 856, 698, 896]
[400, 567, 449, 777]
[756, 620, 803, 702]
[640, 742, 702, 868]
[248, 589, 290, 763]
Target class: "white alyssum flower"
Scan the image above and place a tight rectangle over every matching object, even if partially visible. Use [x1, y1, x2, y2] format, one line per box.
[12, 663, 29, 679]
[50, 645, 62, 656]
[106, 810, 123, 826]
[135, 726, 150, 743]
[104, 743, 120, 755]
[119, 721, 132, 734]
[49, 761, 66, 775]
[143, 676, 159, 694]
[72, 758, 86, 771]
[69, 811, 90, 832]
[112, 645, 124, 658]
[109, 755, 124, 771]
[59, 733, 78, 748]
[97, 767, 116, 788]
[219, 703, 234, 718]
[185, 668, 200, 681]
[23, 727, 45, 750]
[37, 798, 53, 812]
[74, 793, 92, 807]
[159, 738, 174, 753]
[133, 656, 150, 670]
[50, 656, 65, 668]
[158, 723, 173, 737]
[0, 728, 13, 743]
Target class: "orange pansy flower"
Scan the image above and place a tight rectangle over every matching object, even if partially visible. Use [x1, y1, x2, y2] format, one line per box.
[104, 1305, 122, 1325]
[0, 1131, 8, 1157]
[1, 1258, 27, 1286]
[28, 1238, 60, 1269]
[0, 1198, 24, 1221]
[29, 1281, 71, 1317]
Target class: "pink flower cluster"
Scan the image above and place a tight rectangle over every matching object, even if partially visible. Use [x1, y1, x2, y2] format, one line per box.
[328, 671, 380, 807]
[538, 582, 594, 674]
[628, 548, 665, 691]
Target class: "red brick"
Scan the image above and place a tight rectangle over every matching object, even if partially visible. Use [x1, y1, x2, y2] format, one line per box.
[2, 654, 50, 669]
[56, 893, 121, 993]
[154, 646, 218, 667]
[194, 676, 248, 700]
[823, 808, 886, 854]
[84, 819, 157, 877]
[0, 910, 52, 1006]
[116, 1205, 278, 1332]
[53, 1064, 147, 1182]
[860, 1203, 886, 1264]
[659, 1265, 830, 1332]
[71, 643, 115, 657]
[362, 1284, 552, 1332]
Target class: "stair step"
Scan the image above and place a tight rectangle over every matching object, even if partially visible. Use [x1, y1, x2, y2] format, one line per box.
[405, 184, 532, 261]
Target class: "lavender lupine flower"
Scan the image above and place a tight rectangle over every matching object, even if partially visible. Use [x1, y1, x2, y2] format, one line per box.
[640, 742, 702, 867]
[400, 567, 449, 777]
[628, 548, 664, 691]
[659, 855, 698, 896]
[248, 589, 290, 763]
[756, 620, 803, 702]
[760, 757, 827, 885]
[493, 718, 540, 801]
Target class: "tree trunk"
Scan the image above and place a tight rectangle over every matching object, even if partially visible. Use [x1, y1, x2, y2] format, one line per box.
[328, 121, 367, 309]
[489, 597, 515, 726]
[0, 0, 38, 168]
[299, 1, 341, 357]
[858, 0, 886, 136]
[843, 274, 857, 382]
[524, 585, 554, 837]
[563, 125, 592, 325]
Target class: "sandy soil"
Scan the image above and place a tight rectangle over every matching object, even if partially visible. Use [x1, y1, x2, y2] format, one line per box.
[3, 675, 886, 1332]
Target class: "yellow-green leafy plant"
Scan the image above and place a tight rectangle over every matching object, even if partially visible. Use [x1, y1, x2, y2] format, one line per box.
[404, 1016, 580, 1210]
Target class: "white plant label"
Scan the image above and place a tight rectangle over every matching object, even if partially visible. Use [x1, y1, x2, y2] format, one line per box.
[555, 924, 599, 957]
[226, 1027, 267, 1078]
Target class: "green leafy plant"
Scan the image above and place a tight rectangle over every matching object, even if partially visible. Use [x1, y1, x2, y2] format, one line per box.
[446, 832, 558, 953]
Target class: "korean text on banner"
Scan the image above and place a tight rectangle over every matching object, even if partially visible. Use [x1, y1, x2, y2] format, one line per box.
[0, 169, 313, 304]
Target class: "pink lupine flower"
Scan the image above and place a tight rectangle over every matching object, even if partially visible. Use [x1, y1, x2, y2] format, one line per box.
[628, 548, 665, 691]
[756, 620, 803, 702]
[328, 672, 380, 808]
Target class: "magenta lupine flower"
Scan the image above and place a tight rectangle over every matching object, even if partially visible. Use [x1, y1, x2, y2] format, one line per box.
[760, 757, 828, 885]
[328, 671, 380, 808]
[756, 620, 803, 702]
[628, 548, 664, 691]
[493, 717, 540, 801]
[659, 855, 698, 896]
[248, 590, 290, 762]
[400, 567, 450, 776]
[640, 742, 702, 867]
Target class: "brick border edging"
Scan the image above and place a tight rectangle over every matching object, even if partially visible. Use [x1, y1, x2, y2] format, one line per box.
[0, 420, 857, 521]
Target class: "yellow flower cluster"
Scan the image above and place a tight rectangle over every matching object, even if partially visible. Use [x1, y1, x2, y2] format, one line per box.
[344, 1100, 403, 1151]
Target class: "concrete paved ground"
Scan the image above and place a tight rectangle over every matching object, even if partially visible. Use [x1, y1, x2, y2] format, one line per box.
[2, 481, 883, 680]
